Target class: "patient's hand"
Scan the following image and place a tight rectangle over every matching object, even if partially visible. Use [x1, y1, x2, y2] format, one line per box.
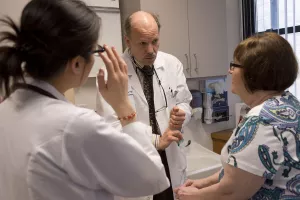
[174, 186, 199, 200]
[182, 179, 209, 189]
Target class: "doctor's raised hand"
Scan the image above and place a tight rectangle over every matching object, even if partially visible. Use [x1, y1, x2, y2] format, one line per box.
[158, 106, 185, 150]
[169, 106, 186, 130]
[154, 106, 186, 150]
[97, 45, 136, 126]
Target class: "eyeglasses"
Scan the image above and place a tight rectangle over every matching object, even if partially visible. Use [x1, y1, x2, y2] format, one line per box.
[229, 61, 242, 71]
[90, 45, 105, 56]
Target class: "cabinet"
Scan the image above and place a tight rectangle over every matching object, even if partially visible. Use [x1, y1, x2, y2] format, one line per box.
[119, 0, 228, 78]
[211, 129, 233, 154]
[188, 0, 228, 77]
[81, 0, 119, 8]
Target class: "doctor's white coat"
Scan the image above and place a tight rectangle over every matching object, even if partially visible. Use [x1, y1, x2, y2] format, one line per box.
[96, 50, 192, 200]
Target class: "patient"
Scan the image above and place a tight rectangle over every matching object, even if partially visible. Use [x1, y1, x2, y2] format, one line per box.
[175, 32, 300, 199]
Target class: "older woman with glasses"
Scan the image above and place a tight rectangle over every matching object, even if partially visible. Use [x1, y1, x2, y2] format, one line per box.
[174, 32, 300, 199]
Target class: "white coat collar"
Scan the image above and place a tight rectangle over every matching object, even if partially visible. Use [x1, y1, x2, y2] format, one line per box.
[24, 76, 68, 102]
[123, 49, 166, 105]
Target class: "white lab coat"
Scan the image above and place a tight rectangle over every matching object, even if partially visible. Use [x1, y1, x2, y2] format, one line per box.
[96, 50, 192, 200]
[0, 78, 169, 200]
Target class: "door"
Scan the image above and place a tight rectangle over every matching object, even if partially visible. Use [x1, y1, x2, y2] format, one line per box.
[188, 0, 228, 77]
[140, 0, 191, 78]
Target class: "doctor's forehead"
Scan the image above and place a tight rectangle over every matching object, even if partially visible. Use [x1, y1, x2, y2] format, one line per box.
[130, 13, 158, 33]
[130, 11, 158, 28]
[131, 27, 159, 41]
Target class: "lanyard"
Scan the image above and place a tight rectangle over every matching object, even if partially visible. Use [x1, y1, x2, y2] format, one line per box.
[13, 83, 58, 100]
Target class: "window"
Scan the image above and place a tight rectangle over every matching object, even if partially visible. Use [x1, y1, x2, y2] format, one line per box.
[256, 0, 300, 99]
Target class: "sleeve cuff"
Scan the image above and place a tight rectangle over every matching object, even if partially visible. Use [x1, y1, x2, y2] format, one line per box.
[122, 122, 153, 145]
[227, 157, 266, 178]
[152, 134, 160, 149]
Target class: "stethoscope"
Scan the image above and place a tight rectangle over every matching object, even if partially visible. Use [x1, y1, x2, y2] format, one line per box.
[131, 57, 168, 109]
[131, 57, 192, 148]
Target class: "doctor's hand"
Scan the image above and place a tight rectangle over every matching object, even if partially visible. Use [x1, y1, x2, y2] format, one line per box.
[169, 106, 186, 130]
[158, 128, 183, 150]
[174, 186, 199, 200]
[97, 45, 134, 118]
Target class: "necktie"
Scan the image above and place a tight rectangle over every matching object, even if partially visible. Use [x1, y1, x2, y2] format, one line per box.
[139, 66, 174, 200]
[140, 66, 161, 135]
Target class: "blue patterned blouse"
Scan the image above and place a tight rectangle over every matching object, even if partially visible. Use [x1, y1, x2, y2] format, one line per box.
[220, 91, 300, 199]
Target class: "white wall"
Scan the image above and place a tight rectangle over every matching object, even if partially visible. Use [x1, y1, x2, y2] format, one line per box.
[74, 78, 98, 109]
[0, 0, 29, 22]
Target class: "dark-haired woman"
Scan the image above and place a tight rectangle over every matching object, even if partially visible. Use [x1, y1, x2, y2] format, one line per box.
[0, 1, 170, 200]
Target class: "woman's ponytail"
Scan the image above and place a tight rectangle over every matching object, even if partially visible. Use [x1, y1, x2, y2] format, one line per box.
[1, 0, 100, 98]
[0, 17, 24, 97]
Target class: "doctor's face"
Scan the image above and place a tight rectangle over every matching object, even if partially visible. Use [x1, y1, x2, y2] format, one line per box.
[125, 25, 160, 66]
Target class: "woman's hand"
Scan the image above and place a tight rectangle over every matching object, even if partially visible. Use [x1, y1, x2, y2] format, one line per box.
[97, 45, 134, 117]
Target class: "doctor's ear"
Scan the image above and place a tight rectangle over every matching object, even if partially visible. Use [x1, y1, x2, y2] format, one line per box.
[68, 56, 86, 75]
[124, 35, 131, 48]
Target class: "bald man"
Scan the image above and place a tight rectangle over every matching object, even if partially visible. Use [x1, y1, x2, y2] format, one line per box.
[96, 11, 192, 200]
